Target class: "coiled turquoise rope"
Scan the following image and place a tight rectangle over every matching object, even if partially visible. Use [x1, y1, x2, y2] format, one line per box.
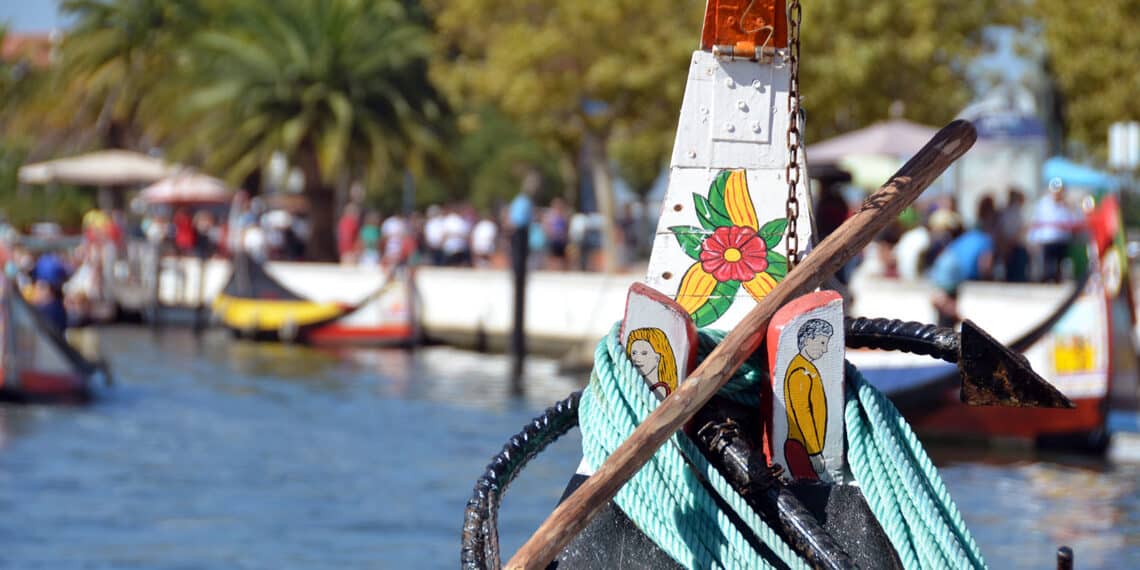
[844, 361, 987, 569]
[579, 323, 987, 569]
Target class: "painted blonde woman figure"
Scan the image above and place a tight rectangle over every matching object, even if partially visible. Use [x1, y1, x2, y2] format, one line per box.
[626, 327, 678, 399]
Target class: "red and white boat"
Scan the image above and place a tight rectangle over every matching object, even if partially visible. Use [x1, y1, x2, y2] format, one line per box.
[850, 195, 1138, 448]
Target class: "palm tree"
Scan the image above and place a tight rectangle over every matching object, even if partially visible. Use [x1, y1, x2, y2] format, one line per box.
[173, 0, 445, 261]
[54, 0, 205, 149]
[0, 26, 30, 119]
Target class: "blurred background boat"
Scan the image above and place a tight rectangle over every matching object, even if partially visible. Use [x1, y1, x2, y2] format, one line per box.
[0, 274, 103, 403]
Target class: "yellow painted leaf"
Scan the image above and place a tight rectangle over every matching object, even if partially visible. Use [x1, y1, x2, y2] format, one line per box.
[742, 271, 778, 301]
[724, 170, 758, 230]
[675, 263, 718, 314]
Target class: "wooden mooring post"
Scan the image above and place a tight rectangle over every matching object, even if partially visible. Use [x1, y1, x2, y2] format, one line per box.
[192, 253, 208, 336]
[509, 221, 529, 397]
[1056, 546, 1073, 570]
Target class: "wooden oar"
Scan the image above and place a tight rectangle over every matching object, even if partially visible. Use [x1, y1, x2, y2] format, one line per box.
[506, 119, 977, 569]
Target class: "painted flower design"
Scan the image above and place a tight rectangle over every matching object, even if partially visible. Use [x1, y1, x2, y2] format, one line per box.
[700, 226, 768, 282]
[668, 169, 789, 327]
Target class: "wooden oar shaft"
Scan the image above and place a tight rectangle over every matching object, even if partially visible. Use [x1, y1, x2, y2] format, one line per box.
[506, 119, 976, 569]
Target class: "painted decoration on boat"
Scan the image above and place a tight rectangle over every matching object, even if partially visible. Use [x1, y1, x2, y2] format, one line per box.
[626, 328, 677, 398]
[1042, 274, 1109, 396]
[620, 283, 698, 400]
[765, 291, 845, 482]
[701, 0, 787, 52]
[643, 50, 813, 330]
[1087, 194, 1127, 299]
[669, 169, 789, 327]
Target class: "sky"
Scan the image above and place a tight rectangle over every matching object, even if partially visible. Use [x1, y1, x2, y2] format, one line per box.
[1, 0, 64, 33]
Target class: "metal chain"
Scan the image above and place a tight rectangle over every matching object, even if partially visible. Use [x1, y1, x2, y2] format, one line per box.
[784, 0, 802, 267]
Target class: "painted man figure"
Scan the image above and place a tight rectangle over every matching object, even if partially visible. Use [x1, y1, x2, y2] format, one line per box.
[784, 318, 833, 479]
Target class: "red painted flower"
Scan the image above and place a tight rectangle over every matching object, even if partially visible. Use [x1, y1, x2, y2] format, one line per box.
[699, 226, 768, 282]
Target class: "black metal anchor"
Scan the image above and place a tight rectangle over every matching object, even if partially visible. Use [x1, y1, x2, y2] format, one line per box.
[844, 317, 1075, 409]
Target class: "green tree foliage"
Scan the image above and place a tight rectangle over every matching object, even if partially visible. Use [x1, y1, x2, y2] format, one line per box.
[0, 142, 93, 230]
[168, 0, 446, 260]
[454, 109, 564, 212]
[1032, 0, 1140, 161]
[611, 127, 670, 198]
[428, 0, 703, 269]
[48, 0, 207, 149]
[0, 25, 16, 103]
[0, 27, 55, 149]
[0, 27, 93, 230]
[799, 0, 1013, 141]
[361, 108, 564, 215]
[428, 1, 701, 153]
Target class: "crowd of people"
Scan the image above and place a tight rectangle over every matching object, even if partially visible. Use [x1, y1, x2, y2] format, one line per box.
[835, 179, 1089, 325]
[0, 174, 1100, 334]
[0, 188, 657, 335]
[332, 197, 650, 272]
[128, 190, 652, 273]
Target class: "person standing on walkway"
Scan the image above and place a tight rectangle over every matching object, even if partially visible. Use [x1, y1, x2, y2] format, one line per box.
[380, 212, 410, 266]
[1028, 179, 1082, 283]
[357, 210, 382, 267]
[470, 212, 499, 268]
[440, 205, 472, 266]
[508, 172, 539, 394]
[543, 198, 569, 270]
[509, 174, 538, 267]
[337, 203, 361, 265]
[998, 188, 1030, 282]
[423, 205, 445, 266]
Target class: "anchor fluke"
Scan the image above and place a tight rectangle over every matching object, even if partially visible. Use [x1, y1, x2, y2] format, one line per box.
[843, 316, 1075, 409]
[958, 320, 1075, 409]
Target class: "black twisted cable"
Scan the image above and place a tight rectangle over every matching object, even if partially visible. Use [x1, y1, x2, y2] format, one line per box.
[461, 390, 582, 570]
[693, 403, 859, 570]
[844, 317, 959, 363]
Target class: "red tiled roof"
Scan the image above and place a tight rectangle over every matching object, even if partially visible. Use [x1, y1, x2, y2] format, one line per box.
[2, 33, 54, 67]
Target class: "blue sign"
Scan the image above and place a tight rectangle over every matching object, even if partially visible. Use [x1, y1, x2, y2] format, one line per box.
[973, 113, 1046, 139]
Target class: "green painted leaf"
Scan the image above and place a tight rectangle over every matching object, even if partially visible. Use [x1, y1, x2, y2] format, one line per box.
[690, 280, 740, 327]
[693, 193, 732, 231]
[707, 170, 732, 220]
[669, 226, 705, 260]
[758, 218, 788, 249]
[766, 251, 788, 280]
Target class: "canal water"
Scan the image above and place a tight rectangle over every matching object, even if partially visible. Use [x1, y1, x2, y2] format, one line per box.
[0, 326, 1137, 568]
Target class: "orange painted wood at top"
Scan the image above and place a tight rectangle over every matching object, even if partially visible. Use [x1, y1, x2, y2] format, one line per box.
[701, 0, 787, 52]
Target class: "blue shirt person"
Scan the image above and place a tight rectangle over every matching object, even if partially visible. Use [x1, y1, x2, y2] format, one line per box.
[928, 228, 994, 326]
[508, 192, 534, 230]
[32, 253, 70, 289]
[30, 254, 71, 333]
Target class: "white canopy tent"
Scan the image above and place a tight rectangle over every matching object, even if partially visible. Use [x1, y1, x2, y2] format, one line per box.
[807, 119, 939, 167]
[807, 119, 965, 197]
[18, 150, 176, 187]
[138, 172, 232, 205]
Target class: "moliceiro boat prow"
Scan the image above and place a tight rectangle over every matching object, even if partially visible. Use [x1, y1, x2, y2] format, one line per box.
[212, 253, 417, 345]
[0, 275, 103, 404]
[465, 3, 1086, 568]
